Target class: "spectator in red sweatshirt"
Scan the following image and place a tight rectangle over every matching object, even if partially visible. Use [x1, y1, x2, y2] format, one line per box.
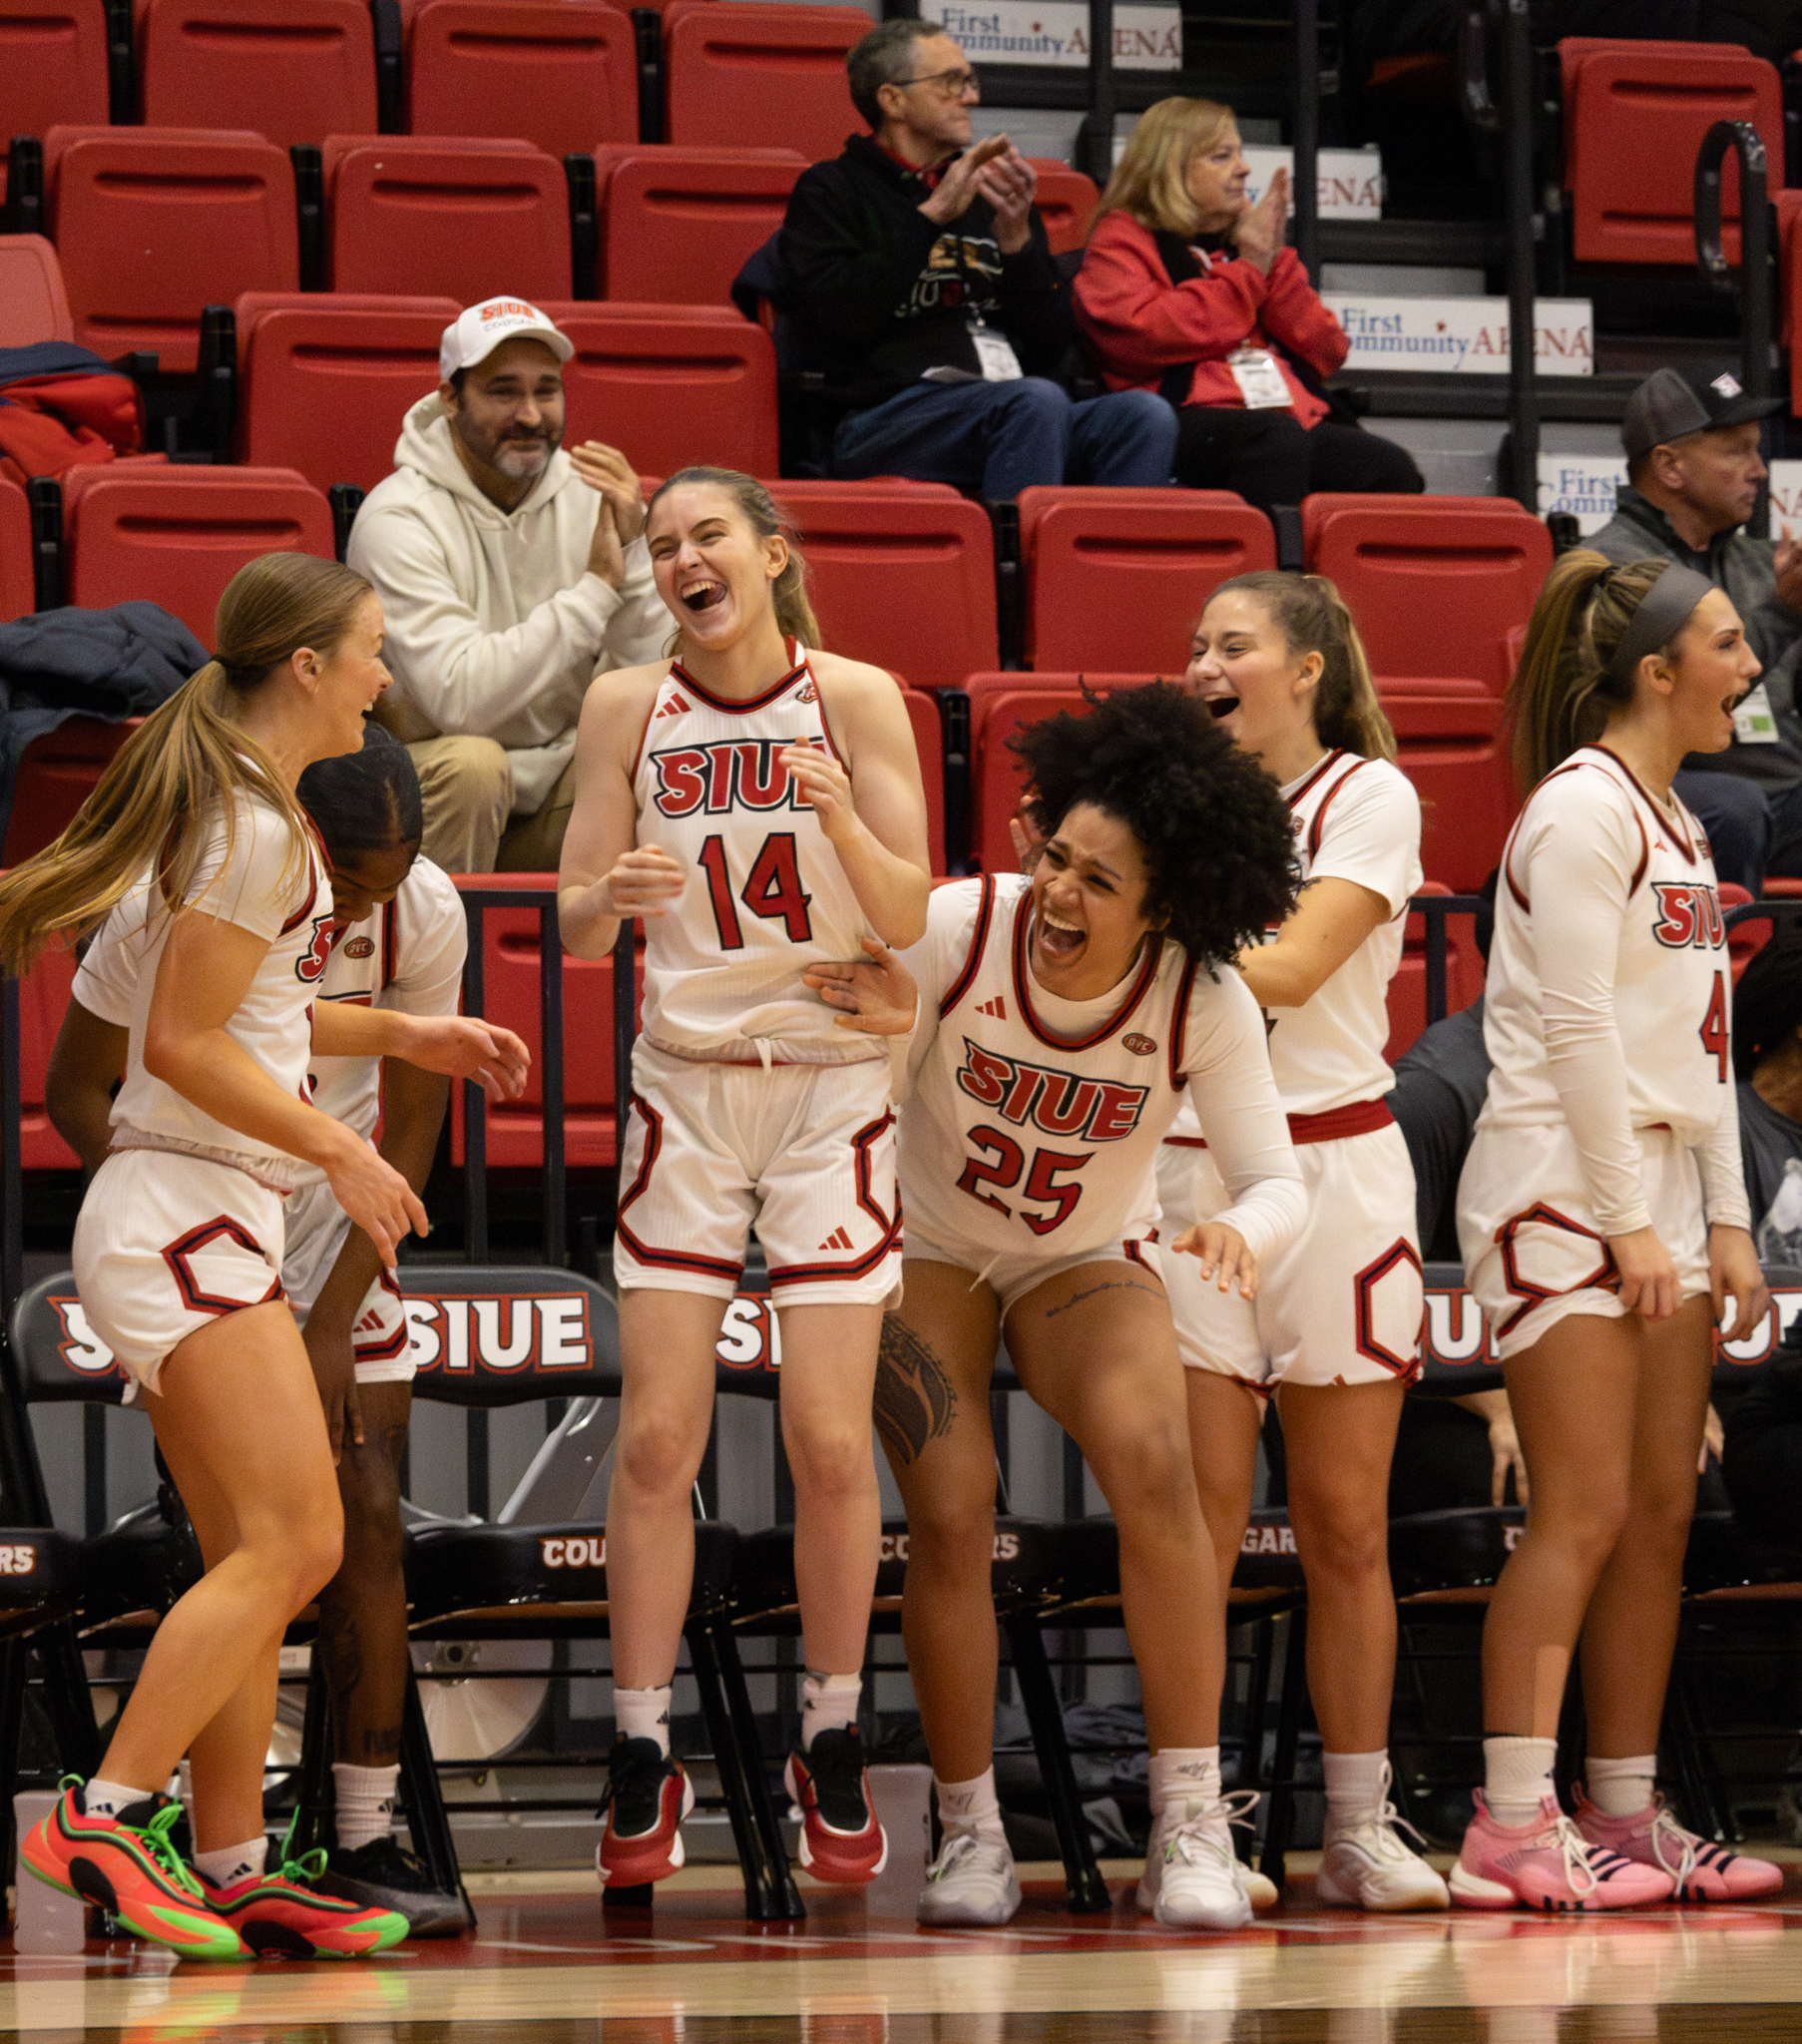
[1073, 99, 1423, 515]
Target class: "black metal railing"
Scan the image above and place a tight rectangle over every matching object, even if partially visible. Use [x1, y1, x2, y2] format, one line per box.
[1696, 118, 1775, 542]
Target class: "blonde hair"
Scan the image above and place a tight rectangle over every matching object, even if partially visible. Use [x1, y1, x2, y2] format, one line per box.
[0, 551, 373, 972]
[1205, 571, 1397, 761]
[1507, 550, 1680, 792]
[649, 467, 821, 651]
[1093, 97, 1238, 239]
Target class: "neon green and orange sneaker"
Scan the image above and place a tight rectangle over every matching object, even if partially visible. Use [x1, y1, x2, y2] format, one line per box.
[19, 1782, 246, 1962]
[201, 1846, 409, 1959]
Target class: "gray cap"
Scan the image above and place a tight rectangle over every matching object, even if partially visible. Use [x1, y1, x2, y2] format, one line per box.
[1620, 363, 1782, 462]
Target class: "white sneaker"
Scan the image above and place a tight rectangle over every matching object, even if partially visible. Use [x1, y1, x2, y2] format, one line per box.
[1135, 1791, 1256, 1931]
[1316, 1769, 1450, 1912]
[916, 1829, 1022, 1927]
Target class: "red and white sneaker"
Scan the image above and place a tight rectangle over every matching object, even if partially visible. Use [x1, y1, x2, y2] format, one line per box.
[598, 1735, 694, 1887]
[202, 1849, 409, 1958]
[784, 1728, 887, 1883]
[1449, 1791, 1674, 1912]
[1574, 1791, 1784, 1903]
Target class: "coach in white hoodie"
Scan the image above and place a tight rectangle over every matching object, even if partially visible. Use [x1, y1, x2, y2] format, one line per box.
[348, 297, 673, 872]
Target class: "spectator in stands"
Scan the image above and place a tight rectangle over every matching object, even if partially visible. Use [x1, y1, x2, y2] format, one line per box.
[1730, 923, 1802, 1248]
[1071, 99, 1424, 516]
[1589, 364, 1799, 894]
[765, 20, 1177, 501]
[348, 298, 672, 874]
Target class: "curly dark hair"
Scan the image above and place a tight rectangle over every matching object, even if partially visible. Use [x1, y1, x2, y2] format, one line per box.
[1008, 682, 1300, 965]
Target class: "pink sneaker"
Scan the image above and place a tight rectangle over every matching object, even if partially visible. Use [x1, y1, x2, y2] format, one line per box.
[1574, 1792, 1783, 1903]
[1449, 1792, 1673, 1912]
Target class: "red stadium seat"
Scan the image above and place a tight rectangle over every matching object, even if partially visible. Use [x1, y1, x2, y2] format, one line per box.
[138, 0, 377, 148]
[0, 0, 109, 140]
[663, 3, 868, 162]
[1378, 680, 1513, 893]
[0, 476, 34, 623]
[770, 481, 998, 696]
[4, 717, 142, 864]
[537, 300, 780, 485]
[234, 292, 460, 495]
[14, 940, 81, 1173]
[323, 136, 571, 299]
[1559, 39, 1781, 267]
[62, 465, 334, 646]
[406, 0, 637, 157]
[899, 686, 946, 876]
[1016, 487, 1275, 673]
[0, 235, 75, 347]
[595, 146, 806, 305]
[1028, 160, 1100, 256]
[1303, 494, 1552, 697]
[965, 675, 1157, 873]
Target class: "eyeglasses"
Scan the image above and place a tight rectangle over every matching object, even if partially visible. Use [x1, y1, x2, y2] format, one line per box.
[891, 65, 980, 99]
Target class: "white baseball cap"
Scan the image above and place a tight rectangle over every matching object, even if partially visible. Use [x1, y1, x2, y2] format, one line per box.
[439, 296, 575, 380]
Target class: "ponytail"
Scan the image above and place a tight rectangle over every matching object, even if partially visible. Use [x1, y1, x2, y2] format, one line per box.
[1205, 571, 1396, 761]
[0, 551, 373, 972]
[648, 466, 822, 652]
[1508, 550, 1670, 792]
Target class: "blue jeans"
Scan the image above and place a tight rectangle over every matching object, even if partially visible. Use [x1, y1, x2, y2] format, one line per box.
[831, 378, 1177, 501]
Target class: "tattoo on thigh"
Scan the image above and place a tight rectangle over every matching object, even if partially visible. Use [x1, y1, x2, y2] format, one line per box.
[874, 1314, 959, 1467]
[1044, 1278, 1162, 1319]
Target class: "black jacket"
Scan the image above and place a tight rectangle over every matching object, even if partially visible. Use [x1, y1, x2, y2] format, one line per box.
[770, 133, 1073, 412]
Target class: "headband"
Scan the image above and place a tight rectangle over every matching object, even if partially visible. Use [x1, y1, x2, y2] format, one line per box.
[1604, 561, 1717, 685]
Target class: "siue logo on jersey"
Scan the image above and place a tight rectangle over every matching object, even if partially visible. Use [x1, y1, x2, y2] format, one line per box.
[1650, 881, 1726, 950]
[651, 741, 812, 819]
[955, 1040, 1149, 1141]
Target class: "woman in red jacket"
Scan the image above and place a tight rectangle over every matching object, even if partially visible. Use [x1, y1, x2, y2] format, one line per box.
[1073, 99, 1423, 514]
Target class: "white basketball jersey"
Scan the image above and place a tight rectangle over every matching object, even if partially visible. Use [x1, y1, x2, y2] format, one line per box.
[900, 874, 1217, 1260]
[1481, 745, 1730, 1146]
[631, 648, 878, 1062]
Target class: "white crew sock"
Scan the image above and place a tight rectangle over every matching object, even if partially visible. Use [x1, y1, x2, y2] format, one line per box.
[800, 1672, 862, 1750]
[614, 1683, 674, 1758]
[194, 1834, 266, 1892]
[332, 1762, 400, 1852]
[80, 1777, 146, 1820]
[1147, 1747, 1222, 1818]
[1585, 1754, 1657, 1818]
[1322, 1749, 1392, 1833]
[934, 1769, 1006, 1845]
[1483, 1736, 1559, 1826]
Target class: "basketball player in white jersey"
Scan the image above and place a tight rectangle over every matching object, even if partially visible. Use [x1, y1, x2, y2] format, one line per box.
[559, 467, 931, 1891]
[1166, 571, 1449, 1911]
[0, 554, 526, 1963]
[1452, 553, 1780, 1909]
[46, 726, 472, 1936]
[804, 683, 1307, 1929]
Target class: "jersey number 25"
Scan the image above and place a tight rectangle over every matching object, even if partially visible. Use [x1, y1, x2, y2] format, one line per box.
[958, 1126, 1091, 1235]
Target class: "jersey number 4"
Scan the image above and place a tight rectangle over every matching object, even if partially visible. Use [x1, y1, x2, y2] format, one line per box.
[697, 833, 813, 949]
[958, 1126, 1092, 1235]
[1699, 970, 1728, 1082]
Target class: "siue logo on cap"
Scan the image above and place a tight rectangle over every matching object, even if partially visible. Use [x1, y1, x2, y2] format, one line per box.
[1712, 372, 1743, 398]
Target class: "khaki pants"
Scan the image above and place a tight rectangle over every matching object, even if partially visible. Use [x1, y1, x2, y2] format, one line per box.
[403, 737, 575, 875]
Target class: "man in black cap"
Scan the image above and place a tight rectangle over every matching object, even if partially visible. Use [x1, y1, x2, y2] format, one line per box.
[1589, 363, 1802, 891]
[1731, 925, 1802, 1246]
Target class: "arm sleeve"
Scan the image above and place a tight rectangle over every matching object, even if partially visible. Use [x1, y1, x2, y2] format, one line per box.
[1517, 783, 1650, 1235]
[347, 507, 623, 740]
[774, 165, 944, 353]
[1308, 766, 1423, 916]
[388, 863, 468, 1021]
[1072, 216, 1271, 373]
[70, 906, 138, 1027]
[187, 801, 310, 943]
[1179, 968, 1308, 1262]
[1697, 1077, 1753, 1231]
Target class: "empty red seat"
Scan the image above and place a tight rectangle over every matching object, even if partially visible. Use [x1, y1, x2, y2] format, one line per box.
[235, 292, 460, 495]
[772, 481, 997, 696]
[139, 0, 377, 147]
[44, 127, 297, 371]
[0, 0, 109, 139]
[0, 235, 74, 347]
[406, 0, 637, 157]
[1017, 487, 1274, 673]
[1379, 680, 1513, 893]
[62, 465, 334, 646]
[964, 674, 1156, 871]
[663, 3, 868, 162]
[324, 135, 571, 299]
[4, 717, 142, 864]
[15, 940, 81, 1173]
[538, 300, 780, 484]
[1303, 494, 1551, 697]
[1029, 160, 1100, 256]
[0, 475, 33, 623]
[1560, 39, 1781, 267]
[596, 146, 805, 304]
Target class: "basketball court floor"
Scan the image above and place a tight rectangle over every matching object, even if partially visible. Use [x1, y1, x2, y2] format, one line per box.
[3, 1854, 1800, 2041]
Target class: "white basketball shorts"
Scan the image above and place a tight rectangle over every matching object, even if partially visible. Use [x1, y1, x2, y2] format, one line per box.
[1158, 1121, 1423, 1392]
[614, 1043, 903, 1308]
[1458, 1120, 1710, 1361]
[281, 1177, 415, 1384]
[903, 1222, 1163, 1315]
[72, 1148, 287, 1395]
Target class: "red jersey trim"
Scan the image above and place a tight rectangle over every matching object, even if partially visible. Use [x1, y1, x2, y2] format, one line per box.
[1166, 1094, 1393, 1148]
[668, 653, 809, 717]
[1588, 745, 1698, 865]
[939, 874, 997, 1018]
[1286, 748, 1346, 813]
[1304, 755, 1374, 864]
[1011, 890, 1161, 1051]
[1168, 951, 1203, 1092]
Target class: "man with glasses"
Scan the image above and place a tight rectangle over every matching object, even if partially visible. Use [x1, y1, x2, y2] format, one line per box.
[765, 19, 1176, 499]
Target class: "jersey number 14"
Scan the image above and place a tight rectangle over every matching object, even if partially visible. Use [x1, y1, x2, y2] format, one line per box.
[697, 832, 814, 948]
